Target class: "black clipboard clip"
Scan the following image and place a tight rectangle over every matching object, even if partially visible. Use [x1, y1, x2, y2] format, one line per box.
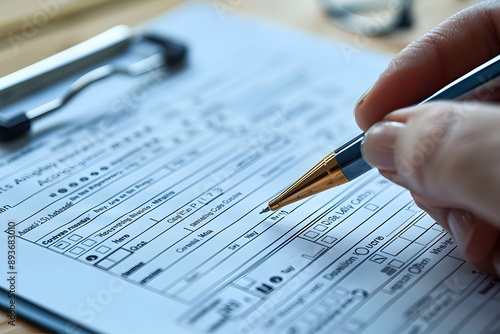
[0, 25, 187, 141]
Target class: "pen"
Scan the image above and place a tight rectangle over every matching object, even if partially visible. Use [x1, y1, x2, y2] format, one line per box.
[260, 54, 500, 214]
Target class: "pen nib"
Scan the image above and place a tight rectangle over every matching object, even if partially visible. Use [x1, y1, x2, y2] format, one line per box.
[259, 207, 270, 214]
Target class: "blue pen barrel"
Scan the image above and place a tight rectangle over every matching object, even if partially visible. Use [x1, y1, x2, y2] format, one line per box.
[334, 133, 372, 181]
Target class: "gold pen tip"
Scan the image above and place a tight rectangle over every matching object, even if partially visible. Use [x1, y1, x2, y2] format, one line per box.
[259, 207, 270, 214]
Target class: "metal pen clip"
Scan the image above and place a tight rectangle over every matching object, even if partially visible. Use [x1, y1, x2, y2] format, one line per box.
[0, 25, 187, 141]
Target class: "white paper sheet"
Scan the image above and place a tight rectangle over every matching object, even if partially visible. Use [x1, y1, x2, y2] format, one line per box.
[1, 2, 499, 333]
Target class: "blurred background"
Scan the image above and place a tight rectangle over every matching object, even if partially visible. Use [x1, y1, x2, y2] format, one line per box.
[0, 0, 482, 77]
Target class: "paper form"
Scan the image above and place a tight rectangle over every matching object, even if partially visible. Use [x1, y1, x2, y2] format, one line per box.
[1, 3, 499, 333]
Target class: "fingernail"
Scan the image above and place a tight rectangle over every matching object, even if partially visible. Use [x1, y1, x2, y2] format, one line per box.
[379, 170, 408, 187]
[361, 121, 404, 171]
[447, 209, 474, 248]
[353, 84, 373, 114]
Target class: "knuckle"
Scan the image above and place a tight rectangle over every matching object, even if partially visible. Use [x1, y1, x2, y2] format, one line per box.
[393, 103, 467, 194]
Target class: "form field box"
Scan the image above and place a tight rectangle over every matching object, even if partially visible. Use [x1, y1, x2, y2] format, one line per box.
[414, 215, 434, 229]
[234, 277, 255, 289]
[302, 246, 326, 260]
[96, 246, 111, 254]
[95, 248, 132, 270]
[448, 247, 465, 260]
[82, 239, 97, 247]
[370, 254, 387, 264]
[432, 223, 445, 232]
[68, 234, 82, 241]
[304, 231, 319, 239]
[69, 246, 85, 255]
[397, 243, 424, 263]
[107, 248, 132, 262]
[415, 228, 442, 245]
[313, 224, 327, 232]
[95, 259, 115, 270]
[321, 236, 337, 244]
[389, 259, 404, 268]
[55, 241, 70, 250]
[381, 237, 410, 256]
[400, 225, 426, 242]
[406, 204, 420, 213]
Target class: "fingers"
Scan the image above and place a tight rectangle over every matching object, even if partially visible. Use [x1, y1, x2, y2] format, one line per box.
[363, 101, 500, 275]
[461, 213, 498, 264]
[493, 248, 500, 277]
[362, 101, 500, 226]
[356, 1, 500, 277]
[407, 200, 499, 277]
[354, 1, 500, 131]
[411, 193, 498, 275]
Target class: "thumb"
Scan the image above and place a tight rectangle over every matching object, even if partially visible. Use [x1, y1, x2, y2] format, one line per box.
[362, 101, 500, 227]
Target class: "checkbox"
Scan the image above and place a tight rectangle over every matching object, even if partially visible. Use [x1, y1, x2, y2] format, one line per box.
[314, 224, 327, 232]
[107, 248, 132, 262]
[321, 236, 337, 244]
[235, 277, 255, 289]
[370, 254, 387, 264]
[68, 234, 82, 241]
[55, 241, 70, 250]
[304, 231, 319, 239]
[389, 259, 404, 268]
[69, 246, 85, 255]
[364, 203, 379, 211]
[82, 239, 96, 247]
[96, 246, 111, 254]
[95, 259, 115, 270]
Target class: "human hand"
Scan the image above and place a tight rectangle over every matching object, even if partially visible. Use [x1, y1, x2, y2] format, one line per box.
[355, 1, 500, 276]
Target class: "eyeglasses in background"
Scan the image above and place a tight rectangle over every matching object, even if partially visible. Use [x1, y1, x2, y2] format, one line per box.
[320, 0, 480, 36]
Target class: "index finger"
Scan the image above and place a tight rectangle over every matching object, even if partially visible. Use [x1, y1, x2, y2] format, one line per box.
[354, 1, 500, 131]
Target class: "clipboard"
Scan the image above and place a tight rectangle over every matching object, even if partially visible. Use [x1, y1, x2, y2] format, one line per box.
[0, 25, 187, 333]
[0, 25, 187, 141]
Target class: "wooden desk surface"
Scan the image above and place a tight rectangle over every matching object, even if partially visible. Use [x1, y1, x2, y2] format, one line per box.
[0, 0, 480, 332]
